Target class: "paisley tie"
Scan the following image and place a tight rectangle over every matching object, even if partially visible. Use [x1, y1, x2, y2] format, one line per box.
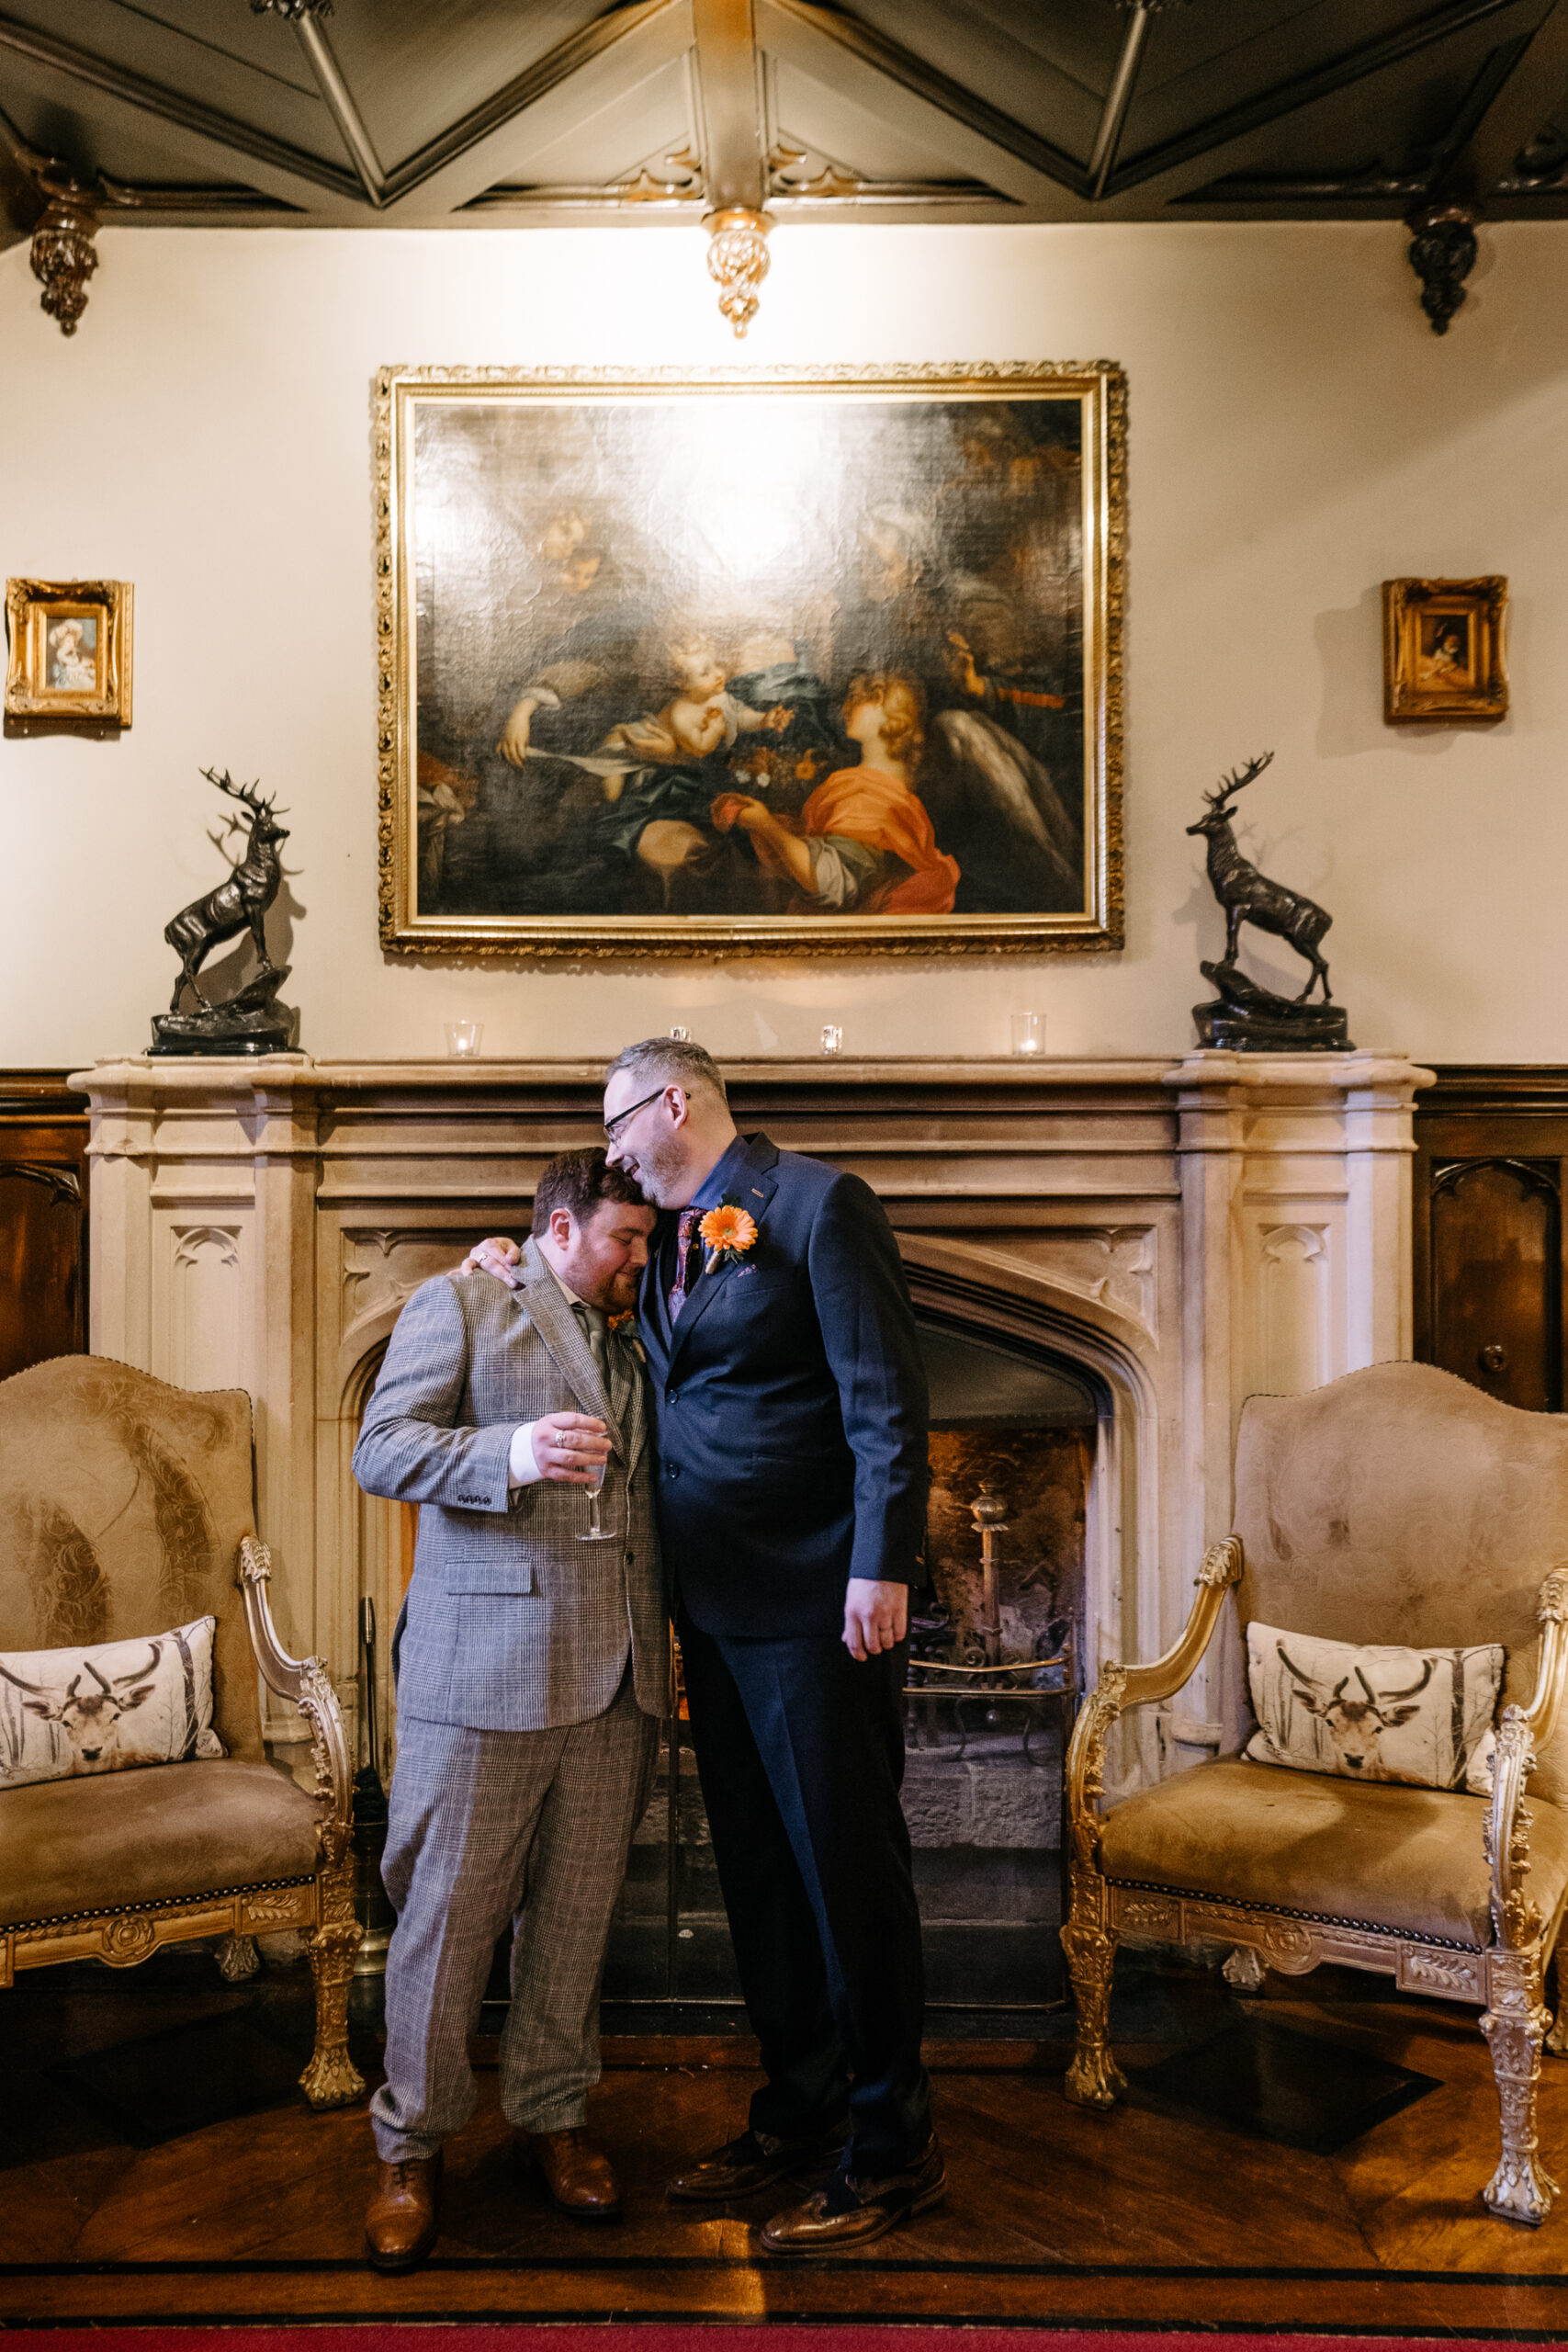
[667, 1205, 701, 1322]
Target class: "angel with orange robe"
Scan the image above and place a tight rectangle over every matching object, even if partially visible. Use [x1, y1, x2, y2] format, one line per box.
[710, 671, 960, 916]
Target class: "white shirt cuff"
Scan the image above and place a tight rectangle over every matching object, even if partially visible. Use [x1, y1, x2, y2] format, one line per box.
[507, 1421, 542, 1487]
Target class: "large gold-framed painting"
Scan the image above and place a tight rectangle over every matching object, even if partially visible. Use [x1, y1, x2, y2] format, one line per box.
[376, 363, 1124, 957]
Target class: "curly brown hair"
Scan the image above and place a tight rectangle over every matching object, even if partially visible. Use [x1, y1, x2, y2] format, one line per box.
[531, 1148, 648, 1236]
[841, 671, 926, 770]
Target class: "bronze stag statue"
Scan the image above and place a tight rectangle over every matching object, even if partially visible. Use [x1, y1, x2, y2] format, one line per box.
[1187, 752, 1350, 1051]
[151, 767, 297, 1057]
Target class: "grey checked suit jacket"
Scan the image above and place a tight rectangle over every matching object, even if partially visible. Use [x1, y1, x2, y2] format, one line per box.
[353, 1242, 667, 1731]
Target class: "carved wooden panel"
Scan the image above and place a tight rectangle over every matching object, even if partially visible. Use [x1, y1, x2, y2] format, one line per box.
[1415, 1070, 1568, 1414]
[1429, 1160, 1559, 1411]
[0, 1073, 88, 1382]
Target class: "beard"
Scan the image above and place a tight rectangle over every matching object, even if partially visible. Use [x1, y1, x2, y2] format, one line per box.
[623, 1128, 685, 1210]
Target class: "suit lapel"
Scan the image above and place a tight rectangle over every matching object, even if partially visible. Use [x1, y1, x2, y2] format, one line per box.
[520, 1238, 622, 1444]
[665, 1137, 781, 1374]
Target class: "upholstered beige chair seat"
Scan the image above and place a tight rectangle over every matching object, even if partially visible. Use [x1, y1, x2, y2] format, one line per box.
[0, 1759, 322, 1928]
[0, 1355, 363, 2109]
[1059, 1362, 1568, 2229]
[1100, 1758, 1568, 1950]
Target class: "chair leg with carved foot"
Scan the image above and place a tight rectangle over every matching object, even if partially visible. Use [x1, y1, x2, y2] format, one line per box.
[1482, 1951, 1559, 2223]
[1060, 1878, 1127, 2109]
[299, 1865, 367, 2109]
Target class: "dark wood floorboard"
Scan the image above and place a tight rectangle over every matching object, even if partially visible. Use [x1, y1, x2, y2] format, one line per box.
[7, 1953, 1568, 2326]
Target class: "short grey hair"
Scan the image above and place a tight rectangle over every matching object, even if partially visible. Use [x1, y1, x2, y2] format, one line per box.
[604, 1036, 728, 1106]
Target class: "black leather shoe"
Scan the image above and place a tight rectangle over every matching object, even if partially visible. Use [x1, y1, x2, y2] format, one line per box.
[760, 2133, 945, 2254]
[667, 2121, 848, 2202]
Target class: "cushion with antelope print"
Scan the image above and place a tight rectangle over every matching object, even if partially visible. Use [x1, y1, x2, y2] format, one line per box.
[1243, 1621, 1502, 1794]
[0, 1616, 225, 1791]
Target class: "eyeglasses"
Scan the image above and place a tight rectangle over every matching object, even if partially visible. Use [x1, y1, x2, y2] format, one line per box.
[604, 1085, 671, 1146]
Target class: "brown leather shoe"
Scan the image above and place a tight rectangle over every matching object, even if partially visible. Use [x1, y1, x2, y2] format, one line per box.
[528, 2127, 622, 2219]
[667, 2121, 849, 2202]
[365, 2151, 441, 2273]
[760, 2133, 945, 2254]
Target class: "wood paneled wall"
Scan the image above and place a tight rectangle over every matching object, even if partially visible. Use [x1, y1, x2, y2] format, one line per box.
[0, 1072, 88, 1381]
[1414, 1068, 1568, 1412]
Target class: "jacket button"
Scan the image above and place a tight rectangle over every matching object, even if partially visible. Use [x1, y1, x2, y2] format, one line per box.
[665, 1387, 678, 1405]
[666, 1462, 681, 1480]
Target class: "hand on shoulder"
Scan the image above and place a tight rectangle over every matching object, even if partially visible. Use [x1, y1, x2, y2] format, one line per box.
[458, 1236, 524, 1289]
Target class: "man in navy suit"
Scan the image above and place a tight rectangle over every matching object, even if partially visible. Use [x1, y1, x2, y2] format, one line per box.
[602, 1035, 939, 2252]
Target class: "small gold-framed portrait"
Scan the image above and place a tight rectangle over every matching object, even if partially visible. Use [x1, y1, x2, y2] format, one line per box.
[4, 579, 133, 726]
[1382, 576, 1506, 725]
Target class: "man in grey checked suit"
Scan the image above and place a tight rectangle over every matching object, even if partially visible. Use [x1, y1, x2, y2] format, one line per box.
[352, 1148, 664, 2273]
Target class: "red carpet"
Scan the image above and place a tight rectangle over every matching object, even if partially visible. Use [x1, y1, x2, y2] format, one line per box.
[3, 2330, 1543, 2348]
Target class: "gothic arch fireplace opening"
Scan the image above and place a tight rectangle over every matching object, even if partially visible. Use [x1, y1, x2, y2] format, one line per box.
[592, 1306, 1100, 2030]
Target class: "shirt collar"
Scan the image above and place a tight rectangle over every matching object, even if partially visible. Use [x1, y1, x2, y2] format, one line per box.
[690, 1132, 749, 1214]
[540, 1250, 591, 1313]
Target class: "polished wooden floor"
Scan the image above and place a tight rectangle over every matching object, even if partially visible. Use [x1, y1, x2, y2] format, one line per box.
[6, 1947, 1568, 2333]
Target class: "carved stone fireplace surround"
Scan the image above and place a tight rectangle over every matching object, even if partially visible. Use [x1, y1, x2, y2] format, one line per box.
[74, 1050, 1429, 1797]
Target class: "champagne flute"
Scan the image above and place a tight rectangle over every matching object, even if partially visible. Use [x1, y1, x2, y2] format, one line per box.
[577, 1432, 618, 1543]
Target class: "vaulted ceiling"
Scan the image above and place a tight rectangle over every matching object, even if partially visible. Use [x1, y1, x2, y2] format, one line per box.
[5, 2, 1568, 256]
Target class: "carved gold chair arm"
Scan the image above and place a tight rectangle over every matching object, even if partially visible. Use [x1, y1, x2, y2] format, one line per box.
[1065, 1537, 1244, 1866]
[237, 1534, 352, 1852]
[1487, 1568, 1568, 1954]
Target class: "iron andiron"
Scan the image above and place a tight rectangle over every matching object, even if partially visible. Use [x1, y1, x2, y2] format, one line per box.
[151, 767, 296, 1057]
[1187, 752, 1351, 1052]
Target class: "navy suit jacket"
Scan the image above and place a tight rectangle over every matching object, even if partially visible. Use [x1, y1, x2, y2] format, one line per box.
[639, 1131, 929, 1639]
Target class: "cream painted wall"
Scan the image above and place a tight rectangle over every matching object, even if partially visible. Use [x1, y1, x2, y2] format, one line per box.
[1, 217, 1564, 1068]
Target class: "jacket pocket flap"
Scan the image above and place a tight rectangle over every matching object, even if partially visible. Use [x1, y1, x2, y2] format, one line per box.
[443, 1561, 535, 1595]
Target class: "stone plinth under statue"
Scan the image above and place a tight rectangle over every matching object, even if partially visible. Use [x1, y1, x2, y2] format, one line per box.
[1194, 959, 1351, 1052]
[151, 967, 295, 1057]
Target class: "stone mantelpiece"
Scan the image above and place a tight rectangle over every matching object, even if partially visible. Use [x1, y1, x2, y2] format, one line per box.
[72, 1050, 1432, 1792]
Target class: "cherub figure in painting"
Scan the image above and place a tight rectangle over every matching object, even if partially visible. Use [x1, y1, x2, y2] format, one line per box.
[48, 618, 96, 692]
[1417, 624, 1470, 690]
[597, 637, 794, 782]
[711, 671, 961, 915]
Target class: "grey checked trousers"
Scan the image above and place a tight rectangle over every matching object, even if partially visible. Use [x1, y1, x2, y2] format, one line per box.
[371, 1668, 658, 2161]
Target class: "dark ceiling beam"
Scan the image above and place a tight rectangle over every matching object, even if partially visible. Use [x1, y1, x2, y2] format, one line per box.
[293, 13, 385, 207]
[1087, 4, 1153, 199]
[1099, 0, 1540, 209]
[693, 0, 766, 209]
[758, 0, 1090, 212]
[0, 10, 360, 209]
[377, 0, 693, 216]
[1431, 0, 1568, 196]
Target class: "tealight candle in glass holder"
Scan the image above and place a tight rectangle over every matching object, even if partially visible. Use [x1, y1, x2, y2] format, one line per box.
[1010, 1012, 1043, 1057]
[446, 1020, 483, 1058]
[820, 1023, 843, 1056]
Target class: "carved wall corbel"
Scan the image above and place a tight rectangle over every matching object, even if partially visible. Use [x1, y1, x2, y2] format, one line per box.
[30, 187, 99, 336]
[1405, 199, 1479, 336]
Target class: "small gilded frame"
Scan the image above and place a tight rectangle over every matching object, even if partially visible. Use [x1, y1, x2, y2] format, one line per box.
[4, 579, 133, 727]
[1382, 576, 1506, 725]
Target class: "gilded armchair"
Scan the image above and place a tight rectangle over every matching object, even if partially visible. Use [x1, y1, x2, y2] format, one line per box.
[1061, 1359, 1568, 2225]
[0, 1355, 364, 2109]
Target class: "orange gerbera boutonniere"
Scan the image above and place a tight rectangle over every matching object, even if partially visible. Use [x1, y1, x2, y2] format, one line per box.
[698, 1202, 759, 1272]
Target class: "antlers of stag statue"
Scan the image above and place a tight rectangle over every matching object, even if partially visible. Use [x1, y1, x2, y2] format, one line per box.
[1200, 750, 1275, 815]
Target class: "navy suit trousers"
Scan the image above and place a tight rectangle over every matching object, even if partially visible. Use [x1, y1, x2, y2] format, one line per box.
[678, 1613, 931, 2174]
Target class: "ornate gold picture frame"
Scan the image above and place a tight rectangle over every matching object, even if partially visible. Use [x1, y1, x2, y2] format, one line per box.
[376, 364, 1124, 958]
[1382, 575, 1507, 725]
[4, 578, 133, 727]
